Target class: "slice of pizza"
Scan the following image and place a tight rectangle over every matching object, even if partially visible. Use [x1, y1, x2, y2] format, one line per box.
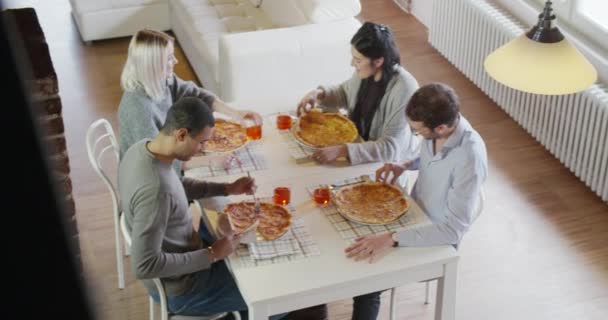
[206, 119, 248, 153]
[224, 201, 292, 240]
[225, 202, 257, 234]
[256, 203, 292, 240]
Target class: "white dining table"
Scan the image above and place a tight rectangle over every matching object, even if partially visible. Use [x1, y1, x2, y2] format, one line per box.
[185, 115, 459, 320]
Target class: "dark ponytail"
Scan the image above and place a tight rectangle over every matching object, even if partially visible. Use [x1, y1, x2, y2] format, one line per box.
[350, 22, 401, 83]
[349, 22, 402, 140]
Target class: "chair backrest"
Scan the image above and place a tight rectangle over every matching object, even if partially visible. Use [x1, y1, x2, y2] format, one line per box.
[120, 213, 169, 318]
[120, 214, 169, 319]
[86, 118, 120, 219]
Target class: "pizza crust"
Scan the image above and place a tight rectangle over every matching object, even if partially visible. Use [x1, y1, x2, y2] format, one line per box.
[333, 182, 409, 225]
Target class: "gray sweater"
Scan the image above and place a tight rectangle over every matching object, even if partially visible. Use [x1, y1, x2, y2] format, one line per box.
[319, 65, 420, 164]
[118, 75, 216, 174]
[118, 140, 227, 296]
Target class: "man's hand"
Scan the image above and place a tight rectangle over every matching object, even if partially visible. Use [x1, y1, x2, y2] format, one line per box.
[240, 110, 263, 126]
[312, 145, 347, 164]
[209, 233, 242, 262]
[226, 176, 256, 195]
[297, 89, 323, 116]
[344, 232, 395, 263]
[375, 162, 412, 185]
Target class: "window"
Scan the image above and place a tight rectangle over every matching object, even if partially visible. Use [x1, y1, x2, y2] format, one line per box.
[572, 0, 608, 47]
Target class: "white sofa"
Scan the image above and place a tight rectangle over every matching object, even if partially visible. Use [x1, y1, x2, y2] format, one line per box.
[69, 0, 171, 42]
[70, 0, 362, 115]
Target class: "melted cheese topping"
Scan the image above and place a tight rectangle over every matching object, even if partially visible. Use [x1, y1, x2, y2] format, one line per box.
[295, 112, 358, 147]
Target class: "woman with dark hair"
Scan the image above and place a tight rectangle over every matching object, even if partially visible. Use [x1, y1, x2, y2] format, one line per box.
[297, 22, 419, 166]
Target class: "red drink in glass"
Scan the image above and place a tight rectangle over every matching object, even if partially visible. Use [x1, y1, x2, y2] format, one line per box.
[313, 187, 330, 205]
[246, 124, 262, 140]
[276, 114, 293, 130]
[273, 187, 291, 206]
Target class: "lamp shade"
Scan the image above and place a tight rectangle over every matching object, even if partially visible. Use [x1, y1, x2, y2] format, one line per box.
[484, 1, 597, 95]
[484, 35, 597, 95]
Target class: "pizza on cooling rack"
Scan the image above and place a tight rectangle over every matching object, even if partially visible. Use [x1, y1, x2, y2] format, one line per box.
[205, 119, 248, 153]
[333, 182, 409, 225]
[293, 111, 358, 148]
[224, 201, 292, 240]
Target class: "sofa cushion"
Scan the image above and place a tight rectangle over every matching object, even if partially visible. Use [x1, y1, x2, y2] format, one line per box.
[172, 0, 274, 83]
[70, 0, 164, 13]
[260, 0, 360, 27]
[295, 0, 361, 23]
[209, 0, 237, 4]
[259, 0, 309, 27]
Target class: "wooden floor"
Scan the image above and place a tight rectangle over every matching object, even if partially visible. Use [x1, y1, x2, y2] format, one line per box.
[5, 0, 607, 319]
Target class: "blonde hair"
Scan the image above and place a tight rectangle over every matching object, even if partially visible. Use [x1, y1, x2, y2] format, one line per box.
[120, 29, 174, 101]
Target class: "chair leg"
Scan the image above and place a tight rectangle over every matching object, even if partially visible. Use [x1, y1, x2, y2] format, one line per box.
[125, 241, 131, 257]
[149, 296, 155, 320]
[389, 287, 397, 320]
[115, 223, 125, 289]
[424, 281, 430, 304]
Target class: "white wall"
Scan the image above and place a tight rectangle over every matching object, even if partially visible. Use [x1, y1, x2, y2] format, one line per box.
[410, 0, 434, 29]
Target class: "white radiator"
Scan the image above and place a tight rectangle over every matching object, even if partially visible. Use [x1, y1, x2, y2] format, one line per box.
[429, 0, 608, 202]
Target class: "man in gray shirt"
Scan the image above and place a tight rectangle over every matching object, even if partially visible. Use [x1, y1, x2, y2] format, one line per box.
[119, 98, 264, 319]
[120, 97, 327, 319]
[344, 83, 488, 320]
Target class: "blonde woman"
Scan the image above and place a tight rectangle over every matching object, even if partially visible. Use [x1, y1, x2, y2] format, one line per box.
[118, 29, 262, 174]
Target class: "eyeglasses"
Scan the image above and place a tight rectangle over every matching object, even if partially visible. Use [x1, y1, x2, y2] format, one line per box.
[410, 124, 430, 136]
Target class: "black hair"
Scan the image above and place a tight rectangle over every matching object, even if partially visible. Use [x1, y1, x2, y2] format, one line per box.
[350, 21, 401, 83]
[161, 97, 214, 136]
[349, 22, 402, 139]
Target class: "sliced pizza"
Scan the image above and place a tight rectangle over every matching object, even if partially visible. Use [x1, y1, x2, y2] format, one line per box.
[224, 201, 292, 240]
[224, 202, 257, 234]
[206, 119, 248, 153]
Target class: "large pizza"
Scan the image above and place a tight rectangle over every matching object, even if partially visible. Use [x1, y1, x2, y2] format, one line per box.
[333, 182, 409, 225]
[224, 201, 292, 241]
[205, 119, 248, 153]
[293, 111, 358, 148]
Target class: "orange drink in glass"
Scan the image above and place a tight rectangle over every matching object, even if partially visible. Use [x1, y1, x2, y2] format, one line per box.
[276, 114, 293, 130]
[273, 187, 291, 206]
[313, 187, 330, 206]
[246, 124, 262, 140]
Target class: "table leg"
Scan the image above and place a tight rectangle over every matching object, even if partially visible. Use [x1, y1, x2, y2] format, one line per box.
[249, 304, 270, 320]
[389, 287, 397, 320]
[434, 260, 457, 320]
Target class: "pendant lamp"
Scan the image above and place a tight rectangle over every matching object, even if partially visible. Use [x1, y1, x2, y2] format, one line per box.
[484, 1, 597, 95]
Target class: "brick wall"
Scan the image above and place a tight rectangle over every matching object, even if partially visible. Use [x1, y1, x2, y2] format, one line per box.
[5, 8, 81, 272]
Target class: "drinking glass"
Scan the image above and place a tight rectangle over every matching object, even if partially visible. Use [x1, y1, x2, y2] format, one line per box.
[273, 187, 291, 206]
[244, 119, 262, 140]
[276, 113, 293, 130]
[313, 186, 331, 206]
